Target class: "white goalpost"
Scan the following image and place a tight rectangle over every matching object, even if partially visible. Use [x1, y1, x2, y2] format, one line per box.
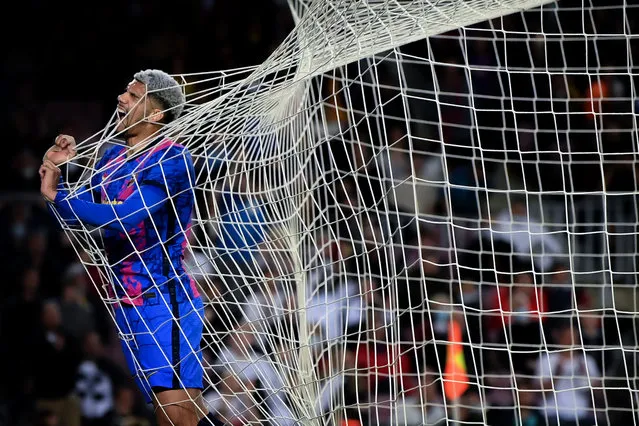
[52, 0, 639, 425]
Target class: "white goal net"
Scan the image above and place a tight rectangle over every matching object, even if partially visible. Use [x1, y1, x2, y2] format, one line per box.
[51, 0, 639, 425]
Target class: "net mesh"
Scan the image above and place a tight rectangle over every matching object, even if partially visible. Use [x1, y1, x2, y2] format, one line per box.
[51, 0, 639, 424]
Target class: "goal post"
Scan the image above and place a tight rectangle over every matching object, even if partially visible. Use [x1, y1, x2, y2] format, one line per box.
[51, 0, 639, 425]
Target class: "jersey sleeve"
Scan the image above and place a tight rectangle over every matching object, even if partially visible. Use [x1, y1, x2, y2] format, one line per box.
[48, 145, 132, 228]
[48, 156, 107, 226]
[52, 184, 166, 231]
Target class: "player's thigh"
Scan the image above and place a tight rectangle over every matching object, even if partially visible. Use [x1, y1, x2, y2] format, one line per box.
[135, 297, 205, 384]
[172, 298, 206, 389]
[178, 297, 205, 358]
[133, 301, 176, 371]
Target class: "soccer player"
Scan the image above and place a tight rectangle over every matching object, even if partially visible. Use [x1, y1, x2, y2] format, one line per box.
[39, 70, 221, 426]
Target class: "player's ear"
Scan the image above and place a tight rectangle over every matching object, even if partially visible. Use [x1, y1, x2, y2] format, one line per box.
[147, 108, 165, 124]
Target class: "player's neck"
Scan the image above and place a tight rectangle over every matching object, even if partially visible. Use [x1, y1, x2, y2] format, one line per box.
[126, 128, 162, 157]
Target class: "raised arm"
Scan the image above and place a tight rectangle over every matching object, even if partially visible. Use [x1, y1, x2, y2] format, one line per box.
[45, 176, 94, 226]
[40, 160, 166, 231]
[53, 185, 166, 231]
[41, 134, 98, 224]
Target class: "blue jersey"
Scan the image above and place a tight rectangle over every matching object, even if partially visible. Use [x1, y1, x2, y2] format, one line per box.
[52, 139, 200, 305]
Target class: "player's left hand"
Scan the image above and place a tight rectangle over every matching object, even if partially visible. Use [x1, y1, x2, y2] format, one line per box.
[39, 160, 61, 202]
[44, 134, 77, 165]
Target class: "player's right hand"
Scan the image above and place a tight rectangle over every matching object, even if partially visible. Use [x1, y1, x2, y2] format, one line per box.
[44, 134, 77, 165]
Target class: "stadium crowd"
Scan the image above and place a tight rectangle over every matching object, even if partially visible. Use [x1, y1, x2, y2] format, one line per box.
[1, 1, 639, 426]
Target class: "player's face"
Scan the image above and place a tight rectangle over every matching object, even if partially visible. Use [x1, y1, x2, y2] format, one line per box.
[115, 80, 154, 134]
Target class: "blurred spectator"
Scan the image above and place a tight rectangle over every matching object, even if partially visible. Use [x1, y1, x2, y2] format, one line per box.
[34, 408, 60, 426]
[240, 266, 289, 348]
[436, 57, 472, 146]
[4, 79, 49, 190]
[350, 139, 385, 210]
[394, 367, 446, 426]
[487, 377, 543, 425]
[545, 261, 574, 322]
[447, 158, 491, 219]
[356, 307, 416, 402]
[484, 200, 564, 273]
[210, 324, 294, 425]
[75, 331, 129, 426]
[487, 271, 547, 372]
[0, 204, 46, 285]
[109, 385, 152, 426]
[20, 228, 65, 298]
[412, 149, 446, 215]
[32, 300, 82, 426]
[577, 293, 606, 372]
[306, 274, 360, 350]
[401, 227, 451, 303]
[58, 264, 96, 342]
[204, 368, 261, 426]
[535, 319, 603, 426]
[456, 389, 484, 424]
[343, 278, 381, 342]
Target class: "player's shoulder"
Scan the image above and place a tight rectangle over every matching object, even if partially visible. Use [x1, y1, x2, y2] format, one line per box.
[97, 144, 126, 168]
[149, 138, 192, 162]
[103, 144, 123, 157]
[143, 138, 194, 178]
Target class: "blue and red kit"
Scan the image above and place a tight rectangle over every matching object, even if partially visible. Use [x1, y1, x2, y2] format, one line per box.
[50, 138, 204, 402]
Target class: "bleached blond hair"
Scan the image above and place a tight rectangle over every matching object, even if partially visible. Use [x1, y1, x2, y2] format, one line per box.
[134, 69, 185, 124]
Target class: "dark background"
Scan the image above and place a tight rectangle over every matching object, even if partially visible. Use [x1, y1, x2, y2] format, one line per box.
[0, 0, 293, 190]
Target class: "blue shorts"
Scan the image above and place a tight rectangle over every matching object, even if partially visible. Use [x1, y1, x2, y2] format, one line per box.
[115, 288, 204, 403]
